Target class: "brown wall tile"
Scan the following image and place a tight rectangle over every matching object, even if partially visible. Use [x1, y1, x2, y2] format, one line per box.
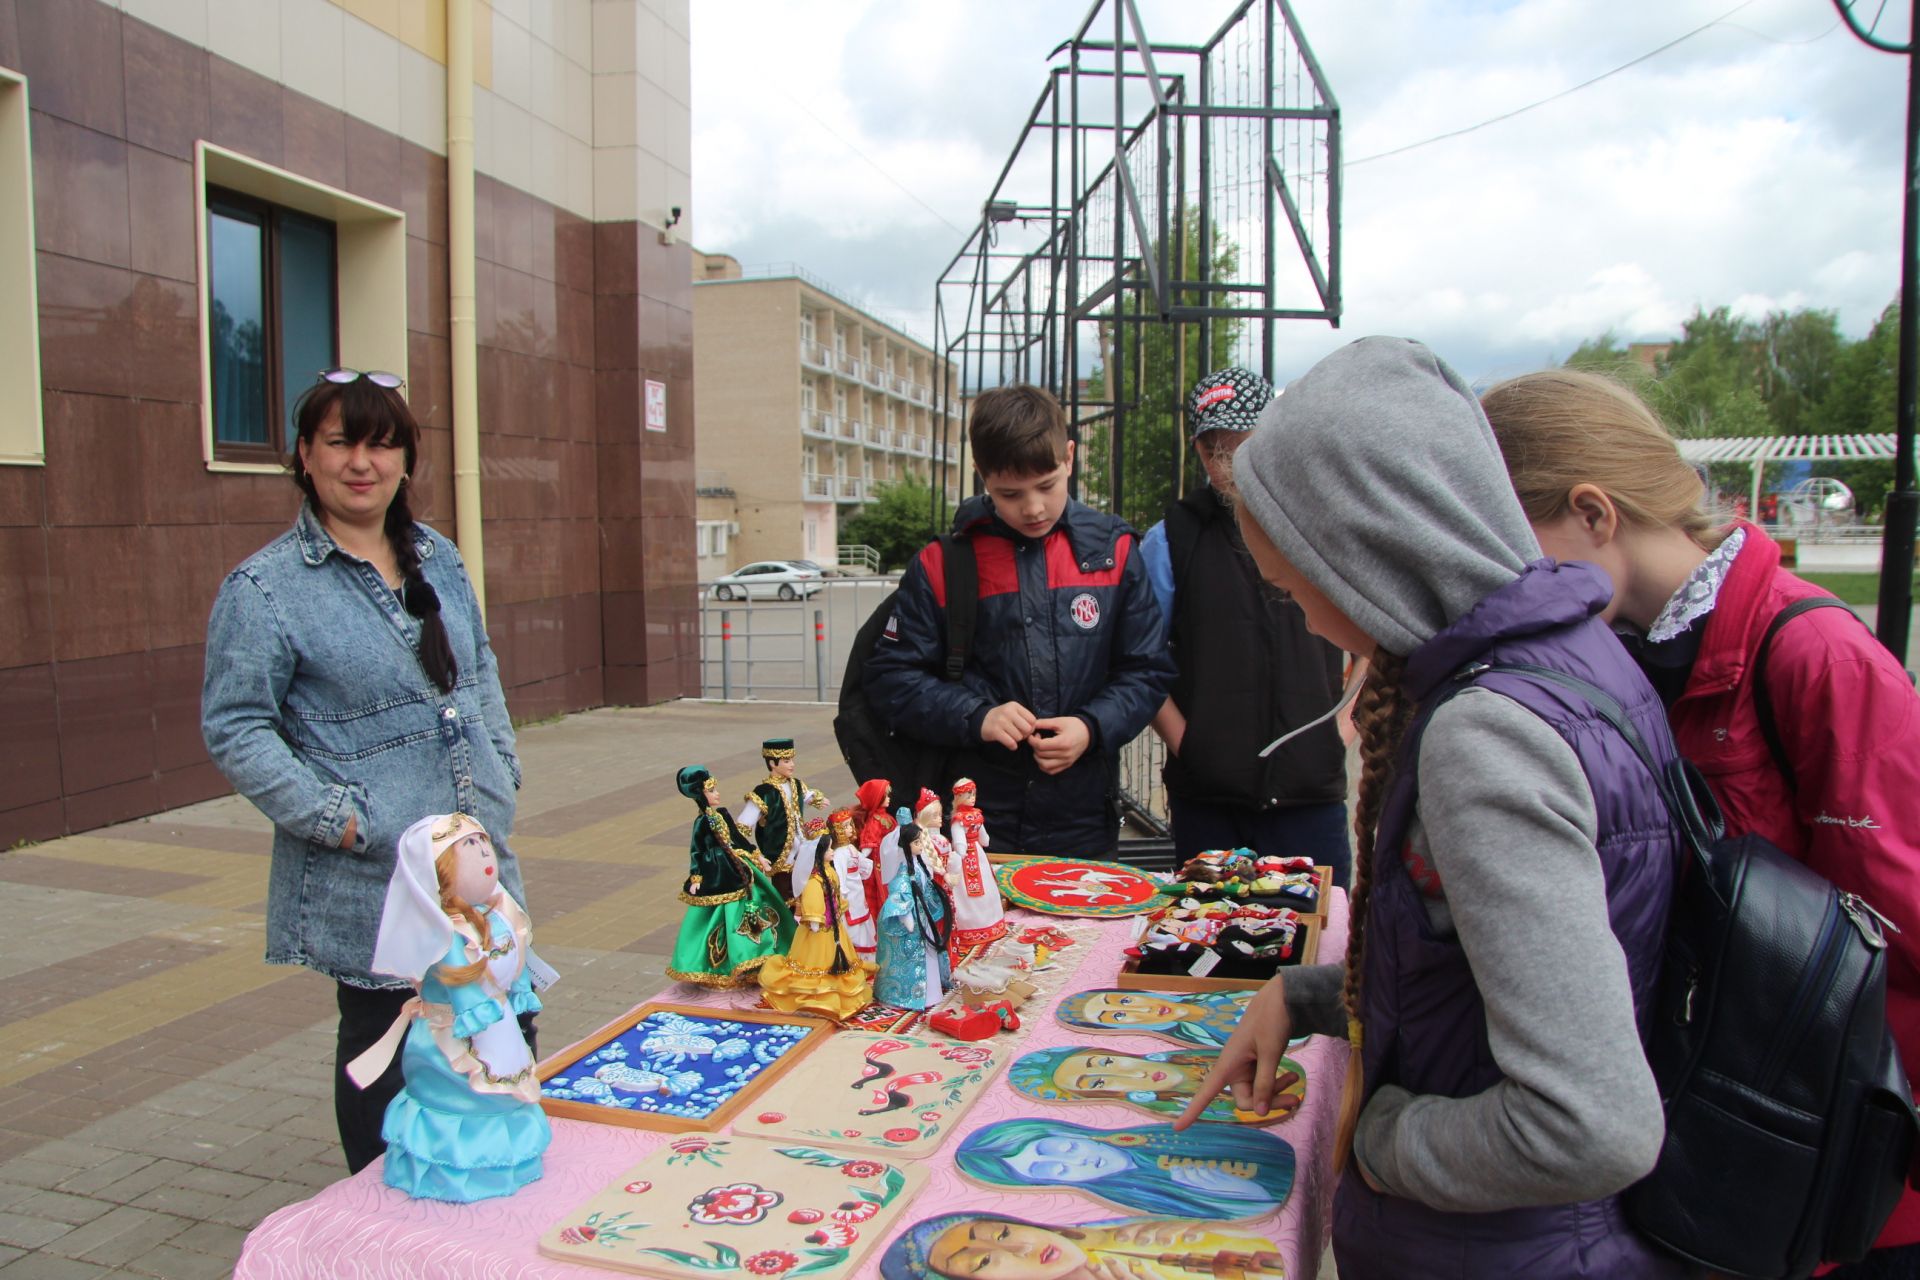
[140, 400, 219, 526]
[593, 291, 638, 370]
[126, 147, 196, 283]
[122, 17, 208, 161]
[44, 391, 138, 527]
[208, 57, 282, 166]
[397, 141, 447, 245]
[0, 467, 44, 527]
[280, 90, 346, 190]
[599, 517, 645, 594]
[49, 525, 146, 660]
[149, 643, 207, 773]
[561, 517, 598, 598]
[564, 365, 594, 440]
[599, 589, 645, 671]
[0, 0, 18, 71]
[31, 112, 130, 268]
[143, 523, 226, 650]
[595, 440, 641, 518]
[563, 591, 600, 673]
[344, 115, 401, 210]
[217, 473, 299, 526]
[594, 222, 636, 295]
[36, 252, 133, 397]
[127, 274, 201, 403]
[219, 522, 287, 571]
[16, 0, 122, 136]
[565, 666, 603, 712]
[0, 664, 59, 810]
[158, 760, 228, 811]
[556, 212, 591, 294]
[0, 800, 68, 848]
[54, 650, 155, 794]
[0, 526, 50, 670]
[66, 775, 162, 834]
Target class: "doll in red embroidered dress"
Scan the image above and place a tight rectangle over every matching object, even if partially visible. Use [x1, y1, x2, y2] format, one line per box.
[941, 779, 1008, 957]
[853, 778, 895, 929]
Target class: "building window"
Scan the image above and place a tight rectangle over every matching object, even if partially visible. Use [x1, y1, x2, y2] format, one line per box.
[0, 70, 42, 466]
[207, 187, 339, 457]
[196, 142, 406, 475]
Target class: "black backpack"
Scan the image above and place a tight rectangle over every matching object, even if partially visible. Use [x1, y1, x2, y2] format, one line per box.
[832, 535, 976, 803]
[1438, 657, 1917, 1278]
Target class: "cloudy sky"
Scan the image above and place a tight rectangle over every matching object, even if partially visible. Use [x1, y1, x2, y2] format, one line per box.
[689, 0, 1907, 388]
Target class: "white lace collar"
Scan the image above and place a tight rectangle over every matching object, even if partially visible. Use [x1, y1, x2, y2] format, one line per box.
[1646, 526, 1746, 643]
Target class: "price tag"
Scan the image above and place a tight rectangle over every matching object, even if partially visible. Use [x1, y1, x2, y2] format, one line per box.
[1188, 949, 1221, 978]
[1129, 915, 1149, 941]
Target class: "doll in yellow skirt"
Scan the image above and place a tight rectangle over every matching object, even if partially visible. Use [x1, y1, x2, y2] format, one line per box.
[758, 861, 875, 1019]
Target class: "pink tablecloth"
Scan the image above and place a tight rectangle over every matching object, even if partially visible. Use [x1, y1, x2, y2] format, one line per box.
[235, 892, 1350, 1280]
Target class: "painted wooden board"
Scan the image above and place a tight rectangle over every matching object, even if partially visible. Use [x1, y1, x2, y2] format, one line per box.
[1054, 988, 1257, 1050]
[878, 1213, 1289, 1280]
[538, 1003, 832, 1132]
[952, 1118, 1296, 1220]
[1006, 1044, 1306, 1126]
[538, 1135, 927, 1280]
[994, 858, 1162, 917]
[742, 1032, 1001, 1157]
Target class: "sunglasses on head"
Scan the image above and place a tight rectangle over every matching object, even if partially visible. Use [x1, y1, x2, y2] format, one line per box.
[318, 368, 406, 389]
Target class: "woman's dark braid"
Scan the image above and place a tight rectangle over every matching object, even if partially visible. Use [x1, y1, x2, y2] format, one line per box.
[386, 482, 458, 693]
[1331, 649, 1415, 1171]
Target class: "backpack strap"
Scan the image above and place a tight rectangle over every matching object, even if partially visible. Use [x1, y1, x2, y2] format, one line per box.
[1750, 597, 1858, 792]
[941, 534, 978, 681]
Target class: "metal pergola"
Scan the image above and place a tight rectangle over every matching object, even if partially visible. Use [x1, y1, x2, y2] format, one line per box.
[1678, 433, 1899, 519]
[928, 0, 1342, 520]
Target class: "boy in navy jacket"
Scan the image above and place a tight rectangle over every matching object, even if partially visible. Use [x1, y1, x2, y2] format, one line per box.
[864, 385, 1175, 855]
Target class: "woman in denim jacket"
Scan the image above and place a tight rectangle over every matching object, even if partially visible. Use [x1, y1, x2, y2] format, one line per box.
[201, 372, 526, 1173]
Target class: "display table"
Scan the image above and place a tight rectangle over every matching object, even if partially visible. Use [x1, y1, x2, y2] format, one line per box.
[235, 892, 1350, 1280]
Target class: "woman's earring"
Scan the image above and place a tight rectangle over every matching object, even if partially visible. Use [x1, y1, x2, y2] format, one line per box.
[399, 474, 410, 487]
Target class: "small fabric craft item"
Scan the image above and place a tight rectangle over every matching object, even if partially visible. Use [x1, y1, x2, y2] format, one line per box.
[360, 813, 559, 1202]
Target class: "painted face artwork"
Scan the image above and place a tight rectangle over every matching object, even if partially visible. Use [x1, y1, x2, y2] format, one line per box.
[1057, 1052, 1194, 1095]
[1077, 992, 1189, 1027]
[954, 1119, 1297, 1219]
[1008, 1045, 1303, 1125]
[1053, 989, 1255, 1052]
[930, 1219, 1087, 1280]
[446, 830, 498, 906]
[881, 1214, 1289, 1280]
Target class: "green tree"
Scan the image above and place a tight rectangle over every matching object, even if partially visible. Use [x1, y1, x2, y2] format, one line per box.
[1647, 307, 1771, 439]
[840, 473, 951, 571]
[1562, 330, 1641, 378]
[1078, 212, 1244, 529]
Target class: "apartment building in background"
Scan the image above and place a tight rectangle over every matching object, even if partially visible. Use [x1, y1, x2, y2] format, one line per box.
[0, 0, 697, 844]
[691, 255, 965, 577]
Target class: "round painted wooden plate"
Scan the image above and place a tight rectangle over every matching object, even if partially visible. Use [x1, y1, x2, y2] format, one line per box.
[995, 857, 1162, 917]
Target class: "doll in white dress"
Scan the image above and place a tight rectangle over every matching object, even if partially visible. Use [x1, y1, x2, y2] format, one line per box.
[944, 778, 1008, 957]
[825, 808, 879, 959]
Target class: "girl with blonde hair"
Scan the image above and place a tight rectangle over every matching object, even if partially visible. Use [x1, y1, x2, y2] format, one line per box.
[1484, 366, 1920, 1272]
[1177, 338, 1686, 1277]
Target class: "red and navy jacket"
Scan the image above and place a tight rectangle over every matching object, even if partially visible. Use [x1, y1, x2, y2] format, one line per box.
[864, 495, 1175, 856]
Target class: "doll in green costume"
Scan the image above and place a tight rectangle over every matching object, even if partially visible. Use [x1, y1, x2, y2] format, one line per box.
[667, 766, 795, 989]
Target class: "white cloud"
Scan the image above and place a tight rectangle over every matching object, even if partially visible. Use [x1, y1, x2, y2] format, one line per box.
[693, 0, 1910, 383]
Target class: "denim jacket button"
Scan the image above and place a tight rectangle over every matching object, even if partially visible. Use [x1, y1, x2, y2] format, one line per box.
[443, 707, 458, 720]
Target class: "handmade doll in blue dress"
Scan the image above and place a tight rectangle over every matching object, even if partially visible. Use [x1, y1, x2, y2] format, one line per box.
[875, 823, 953, 1009]
[356, 813, 558, 1202]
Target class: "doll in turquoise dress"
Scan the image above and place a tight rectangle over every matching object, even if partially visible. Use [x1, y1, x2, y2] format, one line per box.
[666, 766, 795, 988]
[356, 812, 558, 1202]
[874, 823, 953, 1009]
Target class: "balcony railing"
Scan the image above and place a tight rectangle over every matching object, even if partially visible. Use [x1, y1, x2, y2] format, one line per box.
[863, 362, 888, 389]
[800, 340, 832, 369]
[803, 410, 835, 438]
[836, 417, 859, 441]
[803, 473, 832, 499]
[865, 423, 890, 448]
[910, 383, 931, 405]
[837, 353, 862, 378]
[836, 476, 865, 501]
[906, 434, 930, 456]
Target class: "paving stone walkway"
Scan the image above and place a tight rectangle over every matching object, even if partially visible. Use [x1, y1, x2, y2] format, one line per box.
[0, 700, 856, 1279]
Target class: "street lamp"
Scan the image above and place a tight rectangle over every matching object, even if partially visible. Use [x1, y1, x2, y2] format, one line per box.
[1836, 0, 1919, 664]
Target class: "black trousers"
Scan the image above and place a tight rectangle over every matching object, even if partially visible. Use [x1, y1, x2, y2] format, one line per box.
[1828, 1244, 1920, 1280]
[333, 982, 539, 1175]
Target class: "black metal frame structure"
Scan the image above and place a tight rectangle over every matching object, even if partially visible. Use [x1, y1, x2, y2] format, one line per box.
[929, 0, 1342, 518]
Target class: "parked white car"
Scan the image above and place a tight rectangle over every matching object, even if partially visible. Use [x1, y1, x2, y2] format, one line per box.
[709, 561, 827, 601]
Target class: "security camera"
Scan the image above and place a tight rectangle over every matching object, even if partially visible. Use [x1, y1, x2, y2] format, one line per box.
[666, 206, 683, 228]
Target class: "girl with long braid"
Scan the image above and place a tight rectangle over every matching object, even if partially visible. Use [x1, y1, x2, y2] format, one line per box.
[203, 371, 527, 1174]
[1174, 339, 1685, 1278]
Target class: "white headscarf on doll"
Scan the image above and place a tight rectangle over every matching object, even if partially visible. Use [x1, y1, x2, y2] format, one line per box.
[371, 813, 479, 984]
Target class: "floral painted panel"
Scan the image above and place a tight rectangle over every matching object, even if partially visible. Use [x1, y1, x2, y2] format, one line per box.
[541, 1009, 818, 1123]
[538, 1136, 928, 1280]
[744, 1032, 1001, 1158]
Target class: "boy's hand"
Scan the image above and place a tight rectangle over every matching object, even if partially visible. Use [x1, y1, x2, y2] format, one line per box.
[1030, 716, 1090, 774]
[981, 701, 1037, 749]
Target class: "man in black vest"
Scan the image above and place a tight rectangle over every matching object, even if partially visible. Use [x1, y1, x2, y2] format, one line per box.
[1139, 367, 1351, 885]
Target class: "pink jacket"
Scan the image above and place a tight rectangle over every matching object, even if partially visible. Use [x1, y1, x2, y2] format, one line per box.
[1670, 522, 1920, 1250]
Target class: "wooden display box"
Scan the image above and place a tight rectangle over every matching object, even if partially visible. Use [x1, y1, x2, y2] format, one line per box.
[1157, 864, 1336, 924]
[535, 1001, 832, 1132]
[1114, 918, 1321, 993]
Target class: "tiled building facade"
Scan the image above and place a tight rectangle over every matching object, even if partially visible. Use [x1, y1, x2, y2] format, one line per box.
[691, 257, 964, 575]
[0, 0, 698, 846]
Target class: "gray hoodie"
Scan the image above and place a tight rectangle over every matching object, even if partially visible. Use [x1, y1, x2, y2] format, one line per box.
[1232, 338, 1665, 1212]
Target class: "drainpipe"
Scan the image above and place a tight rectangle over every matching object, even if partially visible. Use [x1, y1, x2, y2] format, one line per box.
[446, 0, 487, 616]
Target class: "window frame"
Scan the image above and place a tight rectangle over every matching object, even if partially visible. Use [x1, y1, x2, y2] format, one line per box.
[205, 185, 341, 462]
[0, 70, 42, 467]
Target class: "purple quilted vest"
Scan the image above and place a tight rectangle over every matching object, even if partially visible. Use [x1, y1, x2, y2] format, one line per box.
[1332, 561, 1686, 1279]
